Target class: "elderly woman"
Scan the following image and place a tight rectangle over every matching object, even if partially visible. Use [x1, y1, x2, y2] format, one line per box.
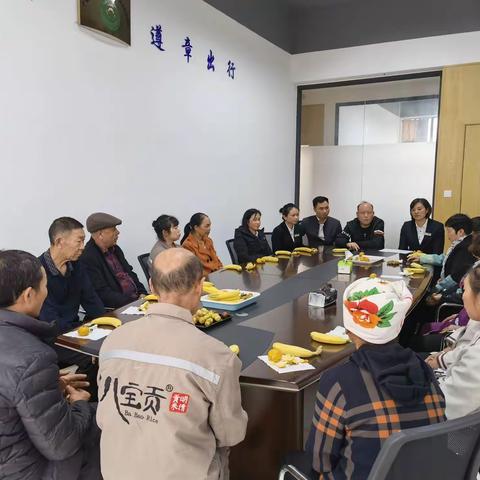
[149, 215, 181, 264]
[307, 277, 445, 479]
[427, 263, 480, 419]
[233, 208, 272, 264]
[181, 213, 222, 275]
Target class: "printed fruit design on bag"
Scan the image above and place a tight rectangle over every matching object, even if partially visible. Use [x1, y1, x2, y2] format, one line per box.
[344, 287, 396, 329]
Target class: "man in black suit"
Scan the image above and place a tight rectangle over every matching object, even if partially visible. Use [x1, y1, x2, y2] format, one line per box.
[80, 212, 147, 309]
[301, 196, 342, 247]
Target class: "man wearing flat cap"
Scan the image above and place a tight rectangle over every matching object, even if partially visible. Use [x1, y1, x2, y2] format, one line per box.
[306, 277, 445, 479]
[80, 212, 147, 309]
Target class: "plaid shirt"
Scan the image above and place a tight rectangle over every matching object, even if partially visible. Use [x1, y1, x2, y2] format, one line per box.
[306, 348, 445, 479]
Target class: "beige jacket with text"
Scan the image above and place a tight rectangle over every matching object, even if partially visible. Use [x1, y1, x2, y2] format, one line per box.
[96, 303, 248, 480]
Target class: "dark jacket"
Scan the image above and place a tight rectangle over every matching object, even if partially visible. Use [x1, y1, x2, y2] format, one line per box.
[271, 222, 305, 252]
[80, 238, 147, 309]
[335, 217, 385, 250]
[0, 309, 94, 480]
[399, 219, 445, 254]
[301, 215, 342, 247]
[306, 342, 445, 479]
[233, 227, 272, 264]
[39, 252, 105, 334]
[444, 235, 476, 283]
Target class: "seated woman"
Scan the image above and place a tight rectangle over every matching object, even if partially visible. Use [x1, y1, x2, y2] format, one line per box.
[428, 264, 480, 419]
[233, 208, 272, 264]
[181, 213, 223, 276]
[271, 203, 305, 252]
[307, 277, 445, 478]
[149, 215, 181, 264]
[399, 198, 444, 254]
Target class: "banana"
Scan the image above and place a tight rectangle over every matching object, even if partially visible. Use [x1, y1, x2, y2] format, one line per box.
[404, 267, 425, 275]
[256, 257, 266, 264]
[272, 342, 322, 358]
[202, 281, 219, 294]
[293, 247, 318, 254]
[245, 262, 256, 271]
[409, 262, 423, 269]
[262, 256, 279, 263]
[143, 294, 158, 302]
[310, 331, 349, 345]
[208, 290, 242, 301]
[88, 317, 122, 328]
[223, 264, 242, 272]
[275, 250, 292, 256]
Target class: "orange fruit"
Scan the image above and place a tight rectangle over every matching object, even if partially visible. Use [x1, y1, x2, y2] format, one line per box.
[77, 326, 90, 336]
[268, 348, 282, 362]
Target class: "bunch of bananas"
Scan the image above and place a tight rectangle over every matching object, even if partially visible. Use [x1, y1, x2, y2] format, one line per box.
[256, 256, 279, 264]
[223, 264, 243, 272]
[310, 331, 349, 345]
[202, 281, 218, 294]
[193, 308, 222, 327]
[293, 247, 318, 256]
[403, 263, 426, 275]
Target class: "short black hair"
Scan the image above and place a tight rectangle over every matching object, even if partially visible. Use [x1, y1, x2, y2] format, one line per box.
[151, 252, 203, 294]
[467, 263, 480, 296]
[279, 203, 298, 217]
[241, 209, 261, 230]
[409, 198, 432, 218]
[48, 217, 84, 245]
[152, 215, 179, 242]
[312, 196, 329, 207]
[445, 213, 472, 235]
[0, 250, 43, 308]
[471, 216, 480, 234]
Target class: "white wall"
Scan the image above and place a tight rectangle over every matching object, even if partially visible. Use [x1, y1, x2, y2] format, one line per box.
[291, 30, 480, 84]
[300, 143, 436, 248]
[0, 0, 296, 276]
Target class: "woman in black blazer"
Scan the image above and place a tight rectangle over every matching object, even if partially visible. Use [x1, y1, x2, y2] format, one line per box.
[398, 198, 444, 254]
[272, 203, 305, 252]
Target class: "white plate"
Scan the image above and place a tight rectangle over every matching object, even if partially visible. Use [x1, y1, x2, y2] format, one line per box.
[201, 290, 260, 311]
[352, 255, 384, 265]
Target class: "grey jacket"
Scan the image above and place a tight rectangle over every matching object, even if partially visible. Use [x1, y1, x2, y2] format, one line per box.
[438, 320, 480, 419]
[0, 309, 93, 479]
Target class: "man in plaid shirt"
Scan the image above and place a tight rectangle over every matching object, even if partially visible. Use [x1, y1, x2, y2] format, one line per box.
[307, 277, 446, 479]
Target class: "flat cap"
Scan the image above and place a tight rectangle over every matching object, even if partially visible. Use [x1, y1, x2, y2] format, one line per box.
[86, 212, 122, 233]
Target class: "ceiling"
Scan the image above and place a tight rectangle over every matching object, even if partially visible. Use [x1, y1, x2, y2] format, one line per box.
[203, 0, 480, 54]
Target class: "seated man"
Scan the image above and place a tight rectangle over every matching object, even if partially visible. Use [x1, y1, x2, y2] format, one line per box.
[0, 250, 101, 480]
[81, 212, 147, 309]
[39, 217, 105, 392]
[335, 201, 385, 251]
[97, 249, 248, 480]
[306, 277, 445, 479]
[301, 196, 342, 247]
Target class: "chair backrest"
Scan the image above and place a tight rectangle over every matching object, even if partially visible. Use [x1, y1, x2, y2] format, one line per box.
[225, 239, 238, 264]
[137, 253, 151, 283]
[367, 410, 480, 480]
[264, 231, 273, 250]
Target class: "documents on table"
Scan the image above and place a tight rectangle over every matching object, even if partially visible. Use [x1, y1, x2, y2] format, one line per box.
[63, 325, 112, 340]
[121, 306, 145, 315]
[258, 355, 315, 374]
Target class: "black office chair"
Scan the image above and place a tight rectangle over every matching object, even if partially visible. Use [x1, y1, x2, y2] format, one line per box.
[225, 239, 239, 264]
[435, 302, 464, 322]
[265, 231, 273, 251]
[279, 410, 480, 480]
[137, 253, 151, 282]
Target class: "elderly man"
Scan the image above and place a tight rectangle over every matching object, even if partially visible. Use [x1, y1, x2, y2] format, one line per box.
[0, 250, 101, 480]
[39, 217, 104, 395]
[80, 212, 147, 309]
[335, 201, 385, 251]
[39, 217, 105, 334]
[97, 248, 248, 480]
[301, 196, 342, 247]
[306, 277, 445, 479]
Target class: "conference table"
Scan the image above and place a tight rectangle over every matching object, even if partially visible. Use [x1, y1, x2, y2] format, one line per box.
[56, 248, 432, 480]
